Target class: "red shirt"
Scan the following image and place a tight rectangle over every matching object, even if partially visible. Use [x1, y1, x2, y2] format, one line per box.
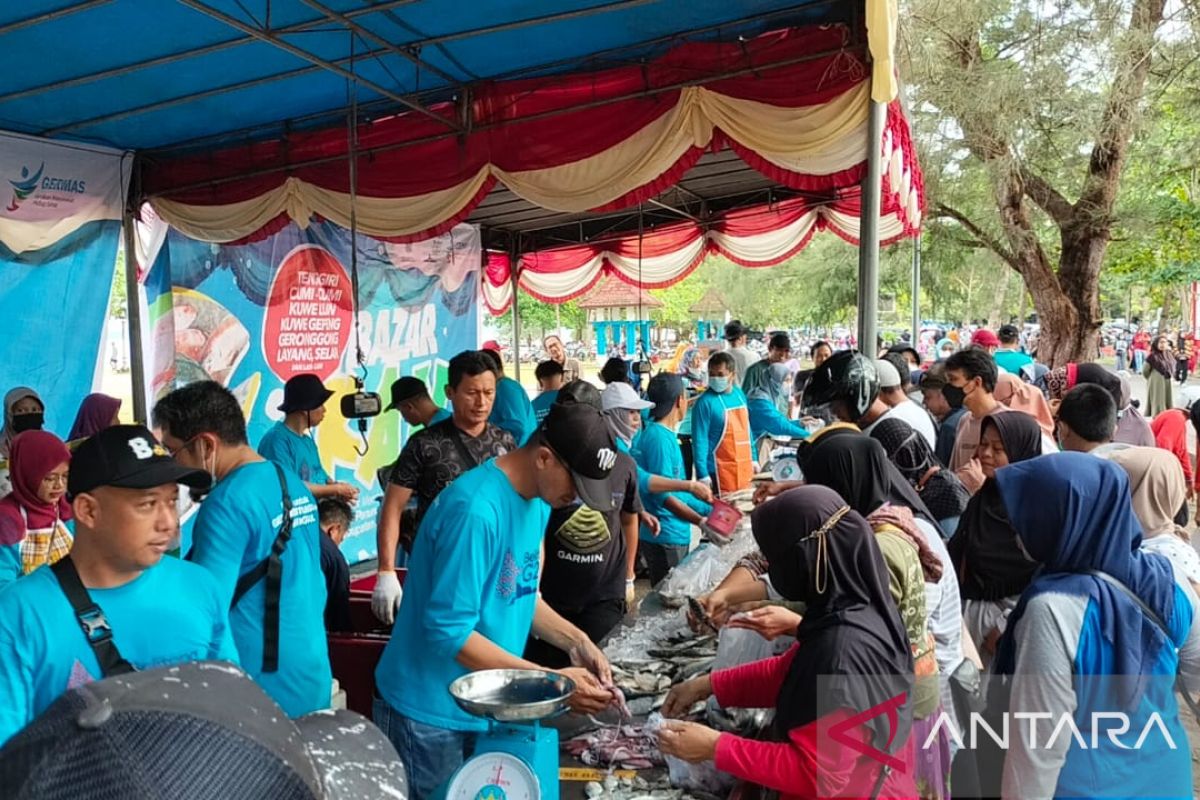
[710, 645, 918, 800]
[1151, 409, 1197, 490]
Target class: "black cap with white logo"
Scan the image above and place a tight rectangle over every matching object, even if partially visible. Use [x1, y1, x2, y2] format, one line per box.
[68, 425, 211, 498]
[540, 403, 617, 512]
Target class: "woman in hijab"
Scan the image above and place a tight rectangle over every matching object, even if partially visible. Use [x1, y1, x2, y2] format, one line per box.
[66, 393, 121, 445]
[990, 453, 1196, 799]
[1115, 372, 1156, 446]
[0, 387, 45, 459]
[658, 485, 917, 800]
[993, 373, 1056, 443]
[0, 431, 72, 586]
[1143, 334, 1175, 417]
[1107, 447, 1200, 591]
[743, 359, 808, 445]
[868, 417, 970, 537]
[1047, 363, 1155, 447]
[800, 430, 958, 797]
[947, 412, 1043, 666]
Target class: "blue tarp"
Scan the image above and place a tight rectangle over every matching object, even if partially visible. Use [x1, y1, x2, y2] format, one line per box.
[0, 1, 848, 152]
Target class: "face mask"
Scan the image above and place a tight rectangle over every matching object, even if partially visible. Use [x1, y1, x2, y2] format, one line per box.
[11, 412, 43, 434]
[709, 376, 730, 393]
[941, 385, 966, 407]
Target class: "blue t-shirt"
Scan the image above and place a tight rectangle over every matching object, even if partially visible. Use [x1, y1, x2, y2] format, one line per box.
[191, 461, 332, 717]
[376, 460, 548, 732]
[531, 390, 559, 424]
[746, 396, 808, 443]
[257, 422, 330, 485]
[428, 407, 452, 428]
[489, 376, 537, 446]
[0, 557, 237, 745]
[632, 421, 711, 547]
[690, 387, 749, 482]
[993, 349, 1034, 375]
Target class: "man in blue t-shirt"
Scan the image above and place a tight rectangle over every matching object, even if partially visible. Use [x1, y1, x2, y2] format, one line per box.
[155, 381, 333, 718]
[479, 346, 537, 445]
[0, 425, 236, 746]
[374, 403, 618, 800]
[384, 376, 451, 431]
[633, 374, 713, 583]
[531, 359, 564, 424]
[257, 373, 358, 504]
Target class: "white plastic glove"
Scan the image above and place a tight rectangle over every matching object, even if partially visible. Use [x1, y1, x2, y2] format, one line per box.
[371, 570, 403, 625]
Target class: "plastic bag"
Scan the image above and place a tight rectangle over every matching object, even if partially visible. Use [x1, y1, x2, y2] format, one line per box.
[645, 713, 736, 794]
[658, 544, 724, 607]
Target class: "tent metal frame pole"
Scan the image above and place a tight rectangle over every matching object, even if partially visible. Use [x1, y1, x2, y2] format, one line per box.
[149, 1, 855, 156]
[0, 0, 428, 106]
[297, 0, 462, 86]
[173, 0, 462, 132]
[856, 97, 886, 360]
[911, 232, 921, 345]
[121, 211, 148, 424]
[0, 0, 110, 36]
[510, 241, 522, 383]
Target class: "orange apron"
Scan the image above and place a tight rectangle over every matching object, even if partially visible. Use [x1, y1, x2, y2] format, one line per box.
[714, 406, 753, 494]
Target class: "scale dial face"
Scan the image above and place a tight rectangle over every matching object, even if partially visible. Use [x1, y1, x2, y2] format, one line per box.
[446, 752, 541, 800]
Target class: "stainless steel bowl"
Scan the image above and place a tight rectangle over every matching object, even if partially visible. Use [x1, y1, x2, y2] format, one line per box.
[448, 669, 576, 722]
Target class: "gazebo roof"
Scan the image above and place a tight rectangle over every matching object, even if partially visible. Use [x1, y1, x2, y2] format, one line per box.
[577, 275, 664, 310]
[689, 287, 730, 316]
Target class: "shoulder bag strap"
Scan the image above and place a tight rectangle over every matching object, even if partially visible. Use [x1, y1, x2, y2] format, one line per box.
[51, 556, 136, 678]
[1084, 568, 1200, 725]
[231, 464, 293, 673]
[444, 422, 481, 469]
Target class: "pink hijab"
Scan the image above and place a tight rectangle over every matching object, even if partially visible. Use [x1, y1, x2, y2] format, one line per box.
[0, 431, 71, 546]
[993, 373, 1055, 439]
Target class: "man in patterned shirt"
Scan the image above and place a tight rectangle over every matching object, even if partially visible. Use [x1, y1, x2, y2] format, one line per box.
[372, 351, 515, 624]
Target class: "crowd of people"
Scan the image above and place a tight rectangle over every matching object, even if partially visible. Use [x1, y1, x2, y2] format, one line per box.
[1, 317, 1200, 799]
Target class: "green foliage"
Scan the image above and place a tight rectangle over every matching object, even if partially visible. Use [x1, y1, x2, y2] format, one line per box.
[494, 294, 586, 342]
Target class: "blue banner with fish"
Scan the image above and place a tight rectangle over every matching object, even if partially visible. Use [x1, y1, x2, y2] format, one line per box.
[140, 219, 481, 562]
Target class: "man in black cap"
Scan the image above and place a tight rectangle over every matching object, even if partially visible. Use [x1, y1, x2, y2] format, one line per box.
[724, 319, 756, 388]
[258, 373, 358, 503]
[0, 425, 236, 746]
[374, 402, 617, 799]
[385, 376, 451, 431]
[373, 351, 515, 624]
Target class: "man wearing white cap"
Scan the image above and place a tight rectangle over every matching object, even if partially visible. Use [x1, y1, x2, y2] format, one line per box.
[861, 358, 938, 450]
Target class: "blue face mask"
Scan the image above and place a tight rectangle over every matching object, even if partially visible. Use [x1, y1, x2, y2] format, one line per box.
[709, 376, 730, 393]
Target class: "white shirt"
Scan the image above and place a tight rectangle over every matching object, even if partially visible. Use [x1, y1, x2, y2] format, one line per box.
[862, 400, 938, 451]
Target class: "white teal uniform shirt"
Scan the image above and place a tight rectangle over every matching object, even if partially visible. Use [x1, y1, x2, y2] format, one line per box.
[0, 557, 237, 745]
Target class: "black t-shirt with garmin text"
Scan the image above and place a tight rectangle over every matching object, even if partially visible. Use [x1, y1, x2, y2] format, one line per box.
[539, 452, 642, 609]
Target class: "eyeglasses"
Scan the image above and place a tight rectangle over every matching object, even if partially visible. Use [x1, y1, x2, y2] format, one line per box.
[41, 473, 68, 488]
[165, 436, 200, 457]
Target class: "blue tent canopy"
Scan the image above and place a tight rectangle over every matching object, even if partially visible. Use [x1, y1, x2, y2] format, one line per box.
[0, 1, 853, 154]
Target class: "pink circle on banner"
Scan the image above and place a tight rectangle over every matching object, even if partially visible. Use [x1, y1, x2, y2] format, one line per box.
[262, 244, 354, 382]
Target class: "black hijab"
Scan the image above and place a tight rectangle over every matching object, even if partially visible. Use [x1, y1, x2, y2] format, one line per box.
[753, 485, 913, 747]
[984, 411, 1043, 463]
[1074, 363, 1123, 409]
[947, 412, 1044, 600]
[868, 417, 969, 523]
[800, 426, 938, 526]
